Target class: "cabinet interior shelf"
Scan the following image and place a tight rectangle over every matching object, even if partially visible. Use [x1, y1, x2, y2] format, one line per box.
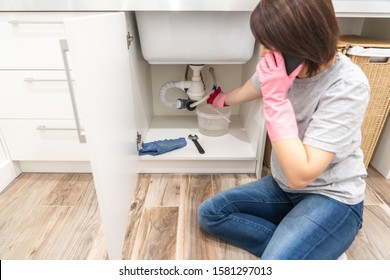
[140, 116, 257, 161]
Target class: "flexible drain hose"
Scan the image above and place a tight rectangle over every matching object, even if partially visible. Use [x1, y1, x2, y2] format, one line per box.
[160, 80, 192, 108]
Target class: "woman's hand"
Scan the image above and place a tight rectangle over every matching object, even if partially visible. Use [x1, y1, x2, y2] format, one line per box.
[257, 51, 302, 99]
[206, 86, 227, 108]
[257, 51, 302, 142]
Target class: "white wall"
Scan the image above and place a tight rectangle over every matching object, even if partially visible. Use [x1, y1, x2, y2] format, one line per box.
[371, 117, 390, 179]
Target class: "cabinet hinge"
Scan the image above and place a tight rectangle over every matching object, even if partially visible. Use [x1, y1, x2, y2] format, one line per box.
[127, 32, 134, 49]
[136, 132, 142, 151]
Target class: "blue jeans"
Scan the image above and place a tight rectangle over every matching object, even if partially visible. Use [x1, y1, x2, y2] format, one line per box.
[198, 176, 363, 260]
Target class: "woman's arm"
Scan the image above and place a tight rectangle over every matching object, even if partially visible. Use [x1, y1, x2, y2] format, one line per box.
[255, 51, 336, 189]
[273, 139, 335, 189]
[223, 73, 334, 189]
[223, 78, 262, 106]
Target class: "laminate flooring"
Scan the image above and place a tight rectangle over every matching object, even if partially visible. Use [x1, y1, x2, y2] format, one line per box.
[0, 166, 389, 260]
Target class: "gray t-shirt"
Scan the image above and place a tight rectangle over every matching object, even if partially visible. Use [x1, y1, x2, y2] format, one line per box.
[252, 53, 370, 204]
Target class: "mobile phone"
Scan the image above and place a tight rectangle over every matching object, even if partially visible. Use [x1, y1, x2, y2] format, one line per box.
[282, 53, 303, 75]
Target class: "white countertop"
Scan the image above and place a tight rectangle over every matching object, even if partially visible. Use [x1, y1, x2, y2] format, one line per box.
[0, 0, 258, 11]
[0, 0, 389, 17]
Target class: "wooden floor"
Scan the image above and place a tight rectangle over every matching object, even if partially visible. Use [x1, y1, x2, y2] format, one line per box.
[0, 166, 389, 260]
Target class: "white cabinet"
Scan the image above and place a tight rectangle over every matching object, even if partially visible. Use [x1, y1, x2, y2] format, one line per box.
[0, 120, 90, 161]
[0, 13, 68, 69]
[0, 71, 75, 119]
[63, 12, 266, 174]
[63, 12, 139, 260]
[62, 11, 266, 259]
[0, 12, 105, 171]
[0, 128, 21, 193]
[0, 10, 266, 259]
[0, 136, 8, 169]
[0, 132, 12, 192]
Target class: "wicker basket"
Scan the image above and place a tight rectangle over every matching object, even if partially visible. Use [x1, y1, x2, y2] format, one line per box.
[338, 35, 390, 168]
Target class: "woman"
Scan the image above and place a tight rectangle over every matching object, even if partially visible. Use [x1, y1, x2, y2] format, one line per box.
[198, 0, 370, 260]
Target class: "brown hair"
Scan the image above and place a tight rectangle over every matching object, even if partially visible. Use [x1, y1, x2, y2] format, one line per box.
[250, 0, 339, 76]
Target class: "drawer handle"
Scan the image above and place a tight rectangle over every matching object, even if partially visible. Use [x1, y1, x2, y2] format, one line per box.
[37, 125, 78, 131]
[60, 39, 87, 144]
[24, 77, 74, 82]
[8, 20, 63, 25]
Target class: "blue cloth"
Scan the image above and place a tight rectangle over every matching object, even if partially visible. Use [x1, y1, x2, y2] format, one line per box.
[198, 176, 363, 259]
[139, 137, 187, 156]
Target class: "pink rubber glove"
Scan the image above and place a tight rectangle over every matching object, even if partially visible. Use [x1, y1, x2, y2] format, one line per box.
[206, 86, 227, 108]
[257, 51, 303, 142]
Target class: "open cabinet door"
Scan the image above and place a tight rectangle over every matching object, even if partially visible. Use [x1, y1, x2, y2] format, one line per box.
[63, 12, 138, 259]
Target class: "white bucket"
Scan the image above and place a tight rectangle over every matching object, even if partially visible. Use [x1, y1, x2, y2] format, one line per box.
[196, 104, 232, 136]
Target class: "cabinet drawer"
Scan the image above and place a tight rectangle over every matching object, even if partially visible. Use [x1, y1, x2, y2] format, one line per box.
[0, 25, 66, 69]
[0, 70, 77, 119]
[0, 12, 102, 69]
[0, 120, 89, 161]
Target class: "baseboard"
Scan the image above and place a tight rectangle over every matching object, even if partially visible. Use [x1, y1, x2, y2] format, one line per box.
[18, 161, 92, 173]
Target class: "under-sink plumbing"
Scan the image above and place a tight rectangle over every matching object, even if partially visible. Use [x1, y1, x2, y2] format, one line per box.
[159, 64, 206, 111]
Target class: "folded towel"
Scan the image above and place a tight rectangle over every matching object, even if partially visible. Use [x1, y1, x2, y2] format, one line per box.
[139, 137, 187, 156]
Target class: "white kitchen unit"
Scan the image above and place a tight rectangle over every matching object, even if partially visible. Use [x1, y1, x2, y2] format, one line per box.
[0, 0, 389, 260]
[0, 12, 107, 174]
[60, 11, 265, 259]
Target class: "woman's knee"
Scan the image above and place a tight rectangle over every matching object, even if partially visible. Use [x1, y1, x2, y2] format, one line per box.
[198, 196, 228, 234]
[198, 199, 215, 229]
